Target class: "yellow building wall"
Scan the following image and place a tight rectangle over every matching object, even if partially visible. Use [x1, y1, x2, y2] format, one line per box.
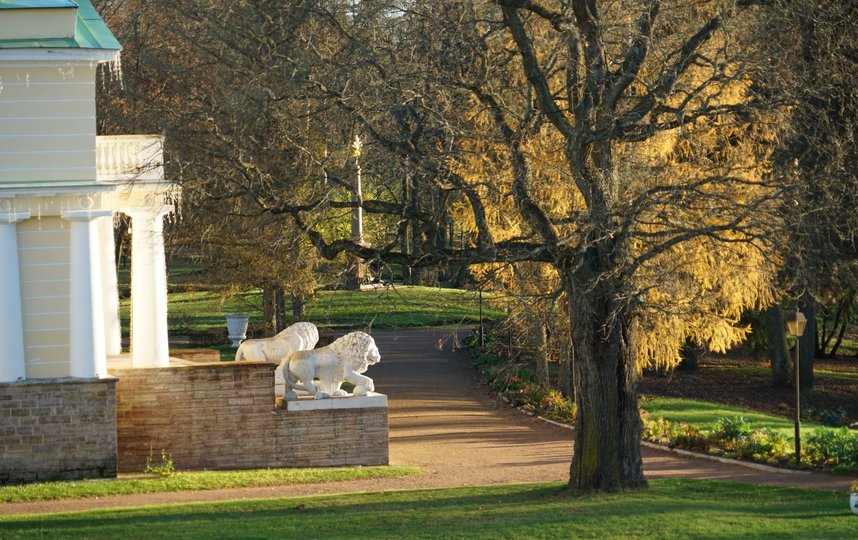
[17, 217, 71, 378]
[0, 63, 96, 186]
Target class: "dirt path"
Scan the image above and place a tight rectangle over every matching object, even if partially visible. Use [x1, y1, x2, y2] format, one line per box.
[3, 329, 854, 516]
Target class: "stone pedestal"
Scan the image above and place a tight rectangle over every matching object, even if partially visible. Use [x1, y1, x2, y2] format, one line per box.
[114, 363, 389, 471]
[283, 392, 388, 412]
[0, 378, 118, 484]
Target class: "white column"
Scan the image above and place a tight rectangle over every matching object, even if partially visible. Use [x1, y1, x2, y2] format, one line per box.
[63, 210, 113, 379]
[125, 206, 171, 368]
[0, 212, 30, 383]
[98, 215, 122, 356]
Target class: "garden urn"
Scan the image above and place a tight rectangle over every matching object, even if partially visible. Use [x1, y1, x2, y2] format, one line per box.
[225, 313, 250, 348]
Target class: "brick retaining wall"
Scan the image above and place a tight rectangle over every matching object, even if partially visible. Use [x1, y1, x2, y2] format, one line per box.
[114, 362, 388, 472]
[0, 378, 117, 485]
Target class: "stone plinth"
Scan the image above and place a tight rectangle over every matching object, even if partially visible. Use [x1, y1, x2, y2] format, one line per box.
[114, 362, 388, 472]
[285, 393, 388, 412]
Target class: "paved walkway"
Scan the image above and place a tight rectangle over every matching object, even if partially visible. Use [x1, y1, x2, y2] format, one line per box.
[3, 329, 854, 516]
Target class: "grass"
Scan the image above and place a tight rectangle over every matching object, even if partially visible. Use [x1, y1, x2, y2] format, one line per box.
[0, 467, 421, 504]
[640, 395, 824, 436]
[1, 480, 855, 538]
[120, 285, 504, 335]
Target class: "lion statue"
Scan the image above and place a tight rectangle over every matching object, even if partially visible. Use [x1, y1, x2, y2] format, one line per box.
[281, 331, 380, 400]
[235, 322, 319, 398]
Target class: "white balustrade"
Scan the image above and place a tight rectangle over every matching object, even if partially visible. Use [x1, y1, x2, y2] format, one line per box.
[96, 135, 165, 182]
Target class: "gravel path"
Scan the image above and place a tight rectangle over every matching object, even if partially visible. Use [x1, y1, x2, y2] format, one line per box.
[3, 328, 854, 516]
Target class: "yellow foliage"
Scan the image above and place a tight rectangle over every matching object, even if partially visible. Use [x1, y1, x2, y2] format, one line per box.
[446, 2, 781, 371]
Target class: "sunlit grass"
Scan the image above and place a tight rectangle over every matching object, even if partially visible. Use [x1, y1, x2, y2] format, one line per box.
[1, 480, 854, 538]
[0, 467, 422, 504]
[118, 286, 504, 335]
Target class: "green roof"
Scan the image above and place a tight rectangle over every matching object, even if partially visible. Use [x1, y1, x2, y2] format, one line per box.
[0, 0, 120, 51]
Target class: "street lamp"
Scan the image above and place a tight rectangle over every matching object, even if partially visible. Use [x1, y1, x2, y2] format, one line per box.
[786, 310, 807, 467]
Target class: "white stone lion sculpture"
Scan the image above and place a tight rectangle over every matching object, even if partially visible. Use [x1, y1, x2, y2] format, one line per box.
[281, 331, 380, 400]
[235, 322, 319, 397]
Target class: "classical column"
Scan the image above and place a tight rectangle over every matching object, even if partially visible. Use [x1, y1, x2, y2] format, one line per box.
[0, 212, 30, 383]
[125, 206, 171, 368]
[346, 135, 368, 289]
[63, 210, 113, 379]
[98, 214, 122, 356]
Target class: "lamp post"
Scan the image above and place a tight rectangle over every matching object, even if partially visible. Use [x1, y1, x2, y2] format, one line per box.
[786, 310, 807, 467]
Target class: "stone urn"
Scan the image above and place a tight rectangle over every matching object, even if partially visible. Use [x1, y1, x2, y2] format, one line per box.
[225, 313, 250, 348]
[851, 489, 858, 516]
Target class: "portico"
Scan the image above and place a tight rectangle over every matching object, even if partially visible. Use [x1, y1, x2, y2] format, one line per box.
[0, 1, 176, 382]
[0, 0, 176, 485]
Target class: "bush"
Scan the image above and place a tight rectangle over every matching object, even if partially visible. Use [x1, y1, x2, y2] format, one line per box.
[806, 405, 848, 427]
[713, 416, 753, 443]
[738, 428, 791, 462]
[467, 330, 576, 425]
[642, 415, 796, 466]
[804, 427, 858, 472]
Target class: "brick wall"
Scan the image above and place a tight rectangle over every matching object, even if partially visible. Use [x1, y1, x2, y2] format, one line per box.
[114, 362, 388, 472]
[0, 378, 117, 485]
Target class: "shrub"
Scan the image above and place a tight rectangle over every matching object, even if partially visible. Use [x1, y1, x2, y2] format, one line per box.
[804, 427, 858, 472]
[467, 330, 576, 425]
[806, 405, 847, 427]
[642, 415, 796, 466]
[641, 413, 705, 448]
[713, 416, 753, 443]
[738, 428, 790, 462]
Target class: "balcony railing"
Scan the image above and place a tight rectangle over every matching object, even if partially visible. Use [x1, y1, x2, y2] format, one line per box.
[96, 135, 165, 183]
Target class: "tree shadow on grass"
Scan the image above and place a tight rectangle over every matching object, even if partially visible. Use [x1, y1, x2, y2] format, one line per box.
[0, 481, 852, 539]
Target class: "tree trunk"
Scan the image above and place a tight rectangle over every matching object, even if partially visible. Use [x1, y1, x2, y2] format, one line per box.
[559, 336, 574, 401]
[292, 292, 306, 321]
[677, 340, 700, 371]
[262, 284, 286, 336]
[797, 294, 816, 391]
[765, 306, 790, 387]
[407, 173, 421, 285]
[567, 280, 646, 491]
[534, 324, 549, 387]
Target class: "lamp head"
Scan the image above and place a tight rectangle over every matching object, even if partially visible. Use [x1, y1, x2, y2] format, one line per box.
[786, 310, 807, 337]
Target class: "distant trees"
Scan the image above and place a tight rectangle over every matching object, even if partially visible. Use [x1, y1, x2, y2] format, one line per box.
[758, 0, 858, 387]
[96, 1, 345, 332]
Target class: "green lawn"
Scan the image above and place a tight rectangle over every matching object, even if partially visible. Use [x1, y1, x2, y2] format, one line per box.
[640, 395, 824, 436]
[1, 481, 854, 539]
[120, 286, 503, 335]
[0, 467, 422, 504]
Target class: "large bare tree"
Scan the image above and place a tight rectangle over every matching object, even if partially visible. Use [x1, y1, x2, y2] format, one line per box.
[280, 0, 786, 490]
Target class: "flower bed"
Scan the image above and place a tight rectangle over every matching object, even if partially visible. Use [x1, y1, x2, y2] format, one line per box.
[642, 413, 858, 472]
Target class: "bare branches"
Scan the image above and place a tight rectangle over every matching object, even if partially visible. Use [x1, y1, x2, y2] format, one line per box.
[603, 0, 660, 112]
[499, 5, 577, 141]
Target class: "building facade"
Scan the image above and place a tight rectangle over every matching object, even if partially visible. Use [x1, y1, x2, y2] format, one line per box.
[0, 0, 174, 483]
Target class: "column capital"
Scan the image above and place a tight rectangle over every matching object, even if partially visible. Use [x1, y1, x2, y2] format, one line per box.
[0, 212, 31, 224]
[62, 210, 113, 222]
